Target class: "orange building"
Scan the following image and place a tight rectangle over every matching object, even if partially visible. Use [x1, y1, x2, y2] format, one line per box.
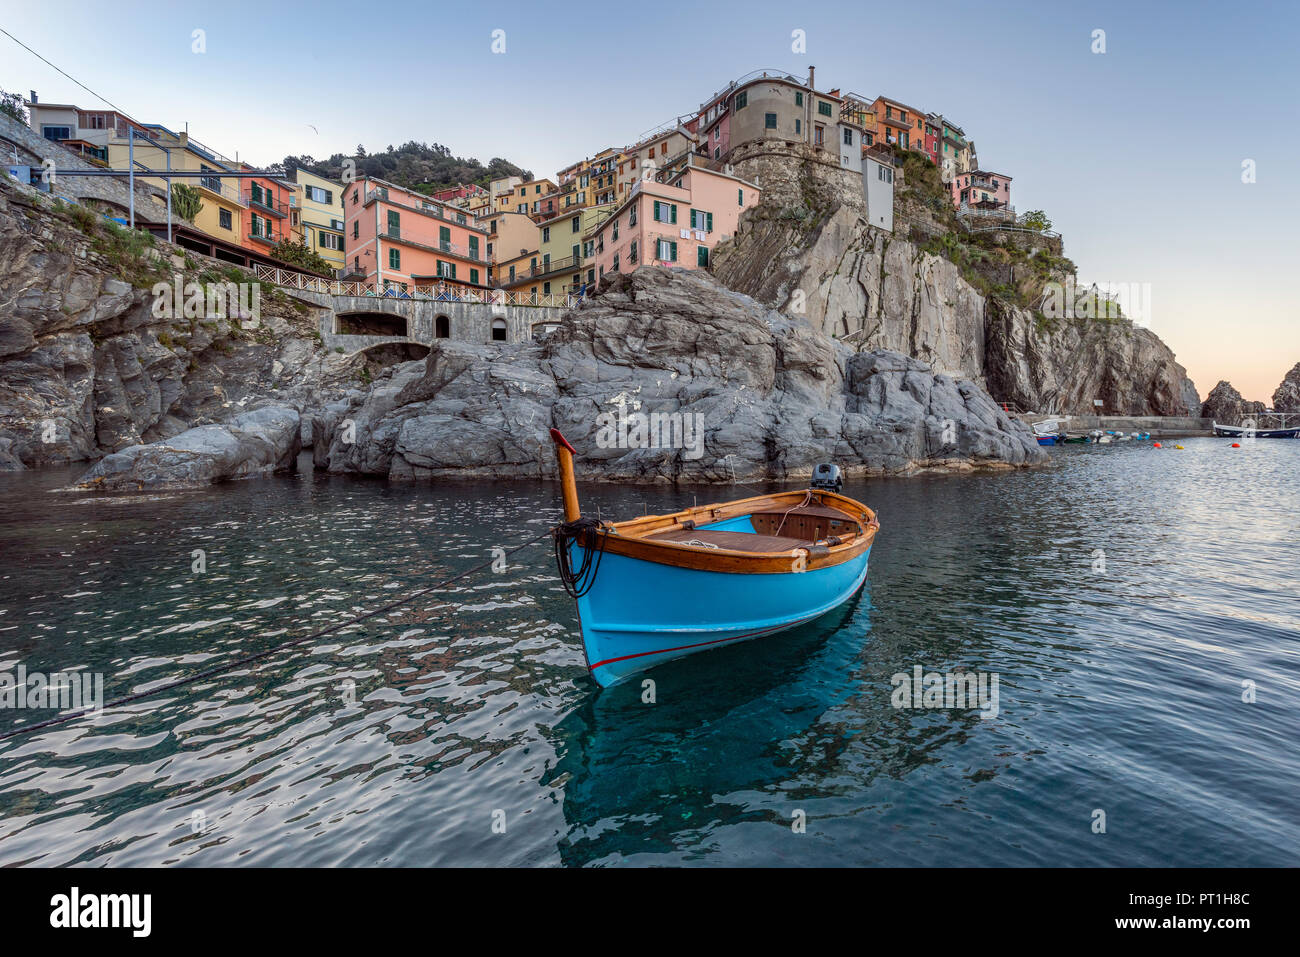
[240, 166, 297, 251]
[342, 176, 490, 294]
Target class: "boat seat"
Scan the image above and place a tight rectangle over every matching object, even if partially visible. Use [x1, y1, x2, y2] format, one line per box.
[646, 528, 813, 553]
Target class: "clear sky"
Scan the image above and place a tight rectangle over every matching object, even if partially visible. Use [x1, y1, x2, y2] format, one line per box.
[3, 0, 1297, 402]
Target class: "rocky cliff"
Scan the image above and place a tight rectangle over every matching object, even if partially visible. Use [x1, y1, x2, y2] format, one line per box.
[315, 268, 1044, 483]
[710, 147, 1199, 415]
[1200, 380, 1266, 422]
[0, 178, 356, 470]
[1271, 362, 1300, 413]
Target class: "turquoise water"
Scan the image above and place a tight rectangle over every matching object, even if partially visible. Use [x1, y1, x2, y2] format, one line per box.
[0, 439, 1296, 866]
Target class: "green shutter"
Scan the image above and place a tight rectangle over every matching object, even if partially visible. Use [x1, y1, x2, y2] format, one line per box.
[697, 245, 708, 267]
[653, 200, 660, 221]
[738, 188, 743, 206]
[670, 241, 677, 261]
[470, 268, 479, 284]
[451, 263, 457, 279]
[706, 212, 713, 231]
[439, 225, 450, 244]
[670, 204, 677, 224]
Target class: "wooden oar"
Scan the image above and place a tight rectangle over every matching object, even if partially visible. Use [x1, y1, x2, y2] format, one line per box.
[550, 428, 581, 522]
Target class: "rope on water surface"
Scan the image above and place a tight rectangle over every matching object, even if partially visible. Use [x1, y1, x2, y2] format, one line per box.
[0, 527, 556, 743]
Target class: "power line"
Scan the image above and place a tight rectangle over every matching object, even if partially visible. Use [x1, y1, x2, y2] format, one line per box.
[0, 27, 134, 120]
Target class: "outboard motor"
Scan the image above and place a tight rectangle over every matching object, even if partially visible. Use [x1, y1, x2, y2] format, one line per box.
[810, 463, 843, 493]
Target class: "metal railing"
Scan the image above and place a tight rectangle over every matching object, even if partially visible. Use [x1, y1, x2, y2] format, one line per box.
[244, 189, 288, 217]
[250, 264, 580, 308]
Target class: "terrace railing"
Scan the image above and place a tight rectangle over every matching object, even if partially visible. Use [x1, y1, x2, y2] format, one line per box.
[250, 264, 579, 308]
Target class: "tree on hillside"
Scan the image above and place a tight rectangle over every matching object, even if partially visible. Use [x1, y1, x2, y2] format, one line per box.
[1020, 210, 1053, 231]
[279, 142, 531, 194]
[0, 88, 27, 123]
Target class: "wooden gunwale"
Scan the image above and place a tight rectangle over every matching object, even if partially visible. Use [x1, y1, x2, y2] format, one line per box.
[588, 490, 879, 574]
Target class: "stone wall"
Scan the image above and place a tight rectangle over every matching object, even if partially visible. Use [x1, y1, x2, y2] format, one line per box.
[0, 112, 169, 223]
[725, 140, 865, 215]
[287, 289, 569, 349]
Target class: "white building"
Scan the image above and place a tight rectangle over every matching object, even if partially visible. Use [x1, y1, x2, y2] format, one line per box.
[862, 155, 894, 233]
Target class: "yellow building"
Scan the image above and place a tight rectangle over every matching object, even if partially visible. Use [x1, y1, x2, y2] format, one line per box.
[479, 210, 540, 285]
[102, 124, 247, 246]
[537, 204, 616, 296]
[291, 168, 346, 273]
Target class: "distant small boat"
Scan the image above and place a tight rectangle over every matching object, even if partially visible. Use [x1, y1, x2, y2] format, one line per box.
[1036, 435, 1057, 446]
[1213, 422, 1300, 439]
[548, 430, 879, 688]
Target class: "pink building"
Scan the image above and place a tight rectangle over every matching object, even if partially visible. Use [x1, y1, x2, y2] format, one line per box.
[588, 162, 760, 281]
[951, 170, 1012, 211]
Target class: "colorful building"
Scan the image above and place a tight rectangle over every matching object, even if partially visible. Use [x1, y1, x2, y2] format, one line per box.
[869, 96, 926, 153]
[342, 176, 491, 294]
[617, 126, 693, 198]
[240, 165, 297, 252]
[587, 160, 760, 282]
[490, 175, 523, 212]
[507, 178, 559, 217]
[951, 170, 1011, 211]
[478, 209, 540, 285]
[291, 168, 346, 273]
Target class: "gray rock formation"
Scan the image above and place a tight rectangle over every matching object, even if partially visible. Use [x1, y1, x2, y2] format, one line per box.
[1200, 380, 1266, 422]
[710, 154, 1198, 415]
[317, 267, 1044, 483]
[985, 299, 1200, 416]
[1271, 362, 1300, 412]
[0, 178, 357, 469]
[73, 404, 302, 490]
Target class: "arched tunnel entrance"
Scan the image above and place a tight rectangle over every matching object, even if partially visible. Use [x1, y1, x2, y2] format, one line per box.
[336, 311, 408, 337]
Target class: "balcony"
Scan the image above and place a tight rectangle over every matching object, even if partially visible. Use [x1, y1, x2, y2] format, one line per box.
[247, 227, 278, 245]
[244, 189, 288, 218]
[379, 227, 486, 263]
[512, 254, 583, 281]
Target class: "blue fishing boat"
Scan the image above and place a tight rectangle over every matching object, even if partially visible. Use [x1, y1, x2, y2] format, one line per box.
[548, 430, 879, 687]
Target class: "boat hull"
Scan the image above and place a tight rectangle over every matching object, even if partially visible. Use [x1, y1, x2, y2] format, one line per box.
[1213, 422, 1300, 438]
[570, 542, 871, 687]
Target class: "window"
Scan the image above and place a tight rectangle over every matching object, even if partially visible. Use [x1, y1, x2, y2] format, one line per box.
[629, 205, 637, 226]
[439, 225, 451, 250]
[319, 232, 343, 250]
[844, 128, 854, 145]
[697, 246, 709, 267]
[389, 247, 400, 269]
[438, 261, 456, 279]
[571, 216, 580, 233]
[535, 185, 542, 194]
[613, 253, 619, 271]
[352, 221, 359, 239]
[714, 147, 721, 159]
[509, 265, 516, 281]
[542, 226, 550, 242]
[353, 190, 359, 204]
[470, 268, 479, 285]
[587, 269, 595, 283]
[657, 239, 678, 262]
[469, 236, 479, 260]
[818, 101, 833, 117]
[735, 91, 747, 109]
[630, 240, 638, 262]
[653, 201, 677, 224]
[613, 219, 619, 240]
[571, 244, 579, 260]
[690, 209, 713, 232]
[714, 127, 720, 141]
[765, 113, 777, 129]
[387, 210, 400, 237]
[218, 209, 232, 230]
[42, 126, 72, 141]
[544, 282, 551, 294]
[795, 119, 802, 135]
[738, 188, 744, 206]
[795, 91, 803, 107]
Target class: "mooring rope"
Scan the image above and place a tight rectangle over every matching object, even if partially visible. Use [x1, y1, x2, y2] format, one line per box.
[552, 517, 609, 599]
[0, 527, 555, 743]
